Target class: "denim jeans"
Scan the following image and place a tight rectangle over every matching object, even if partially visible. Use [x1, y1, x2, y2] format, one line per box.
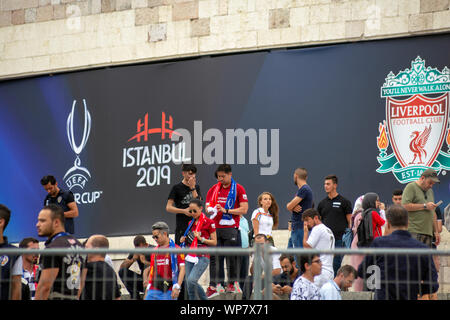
[144, 289, 173, 300]
[287, 234, 293, 248]
[333, 239, 343, 275]
[288, 228, 304, 265]
[185, 257, 210, 300]
[289, 228, 304, 248]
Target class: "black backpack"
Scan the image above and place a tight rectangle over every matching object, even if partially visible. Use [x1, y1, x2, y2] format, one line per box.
[357, 209, 375, 247]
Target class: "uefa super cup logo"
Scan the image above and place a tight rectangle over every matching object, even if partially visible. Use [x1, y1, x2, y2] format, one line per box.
[63, 99, 92, 190]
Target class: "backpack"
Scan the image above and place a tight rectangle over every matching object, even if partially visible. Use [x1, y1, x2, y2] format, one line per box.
[357, 209, 374, 247]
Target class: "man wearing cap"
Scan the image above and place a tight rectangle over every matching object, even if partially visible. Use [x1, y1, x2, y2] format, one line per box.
[402, 169, 441, 248]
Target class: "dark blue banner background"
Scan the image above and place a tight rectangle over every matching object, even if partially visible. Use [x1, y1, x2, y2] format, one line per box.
[1, 33, 449, 242]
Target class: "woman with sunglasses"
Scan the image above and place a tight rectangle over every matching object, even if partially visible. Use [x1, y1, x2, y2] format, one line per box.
[180, 199, 217, 300]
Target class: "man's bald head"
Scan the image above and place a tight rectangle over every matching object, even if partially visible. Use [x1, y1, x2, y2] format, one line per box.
[86, 234, 109, 258]
[295, 168, 308, 181]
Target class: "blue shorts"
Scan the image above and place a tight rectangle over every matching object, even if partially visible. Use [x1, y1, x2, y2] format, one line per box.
[144, 289, 173, 300]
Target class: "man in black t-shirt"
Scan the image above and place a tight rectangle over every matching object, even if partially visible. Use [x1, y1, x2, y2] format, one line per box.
[118, 235, 153, 299]
[166, 164, 202, 245]
[0, 204, 22, 300]
[81, 235, 121, 300]
[317, 175, 352, 275]
[41, 175, 78, 234]
[35, 204, 84, 300]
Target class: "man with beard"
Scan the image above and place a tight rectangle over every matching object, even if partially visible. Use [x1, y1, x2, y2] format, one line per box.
[35, 204, 84, 300]
[319, 265, 357, 300]
[286, 168, 313, 249]
[271, 254, 299, 300]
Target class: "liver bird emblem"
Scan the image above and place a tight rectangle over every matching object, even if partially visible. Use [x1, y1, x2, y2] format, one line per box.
[409, 125, 431, 165]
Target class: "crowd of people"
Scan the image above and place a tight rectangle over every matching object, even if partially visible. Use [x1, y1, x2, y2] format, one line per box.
[0, 164, 447, 301]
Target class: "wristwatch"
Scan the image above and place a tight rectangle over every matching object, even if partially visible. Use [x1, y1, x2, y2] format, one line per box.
[200, 237, 205, 243]
[173, 283, 181, 290]
[423, 203, 427, 209]
[190, 188, 196, 191]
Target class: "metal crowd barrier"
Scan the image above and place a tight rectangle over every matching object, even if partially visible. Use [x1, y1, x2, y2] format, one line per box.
[1, 246, 449, 300]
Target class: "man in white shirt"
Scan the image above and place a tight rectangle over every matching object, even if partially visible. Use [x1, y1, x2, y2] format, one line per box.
[319, 265, 357, 300]
[302, 208, 335, 288]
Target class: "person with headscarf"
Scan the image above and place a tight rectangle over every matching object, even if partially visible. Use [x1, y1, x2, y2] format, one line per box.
[350, 193, 385, 291]
[361, 193, 385, 242]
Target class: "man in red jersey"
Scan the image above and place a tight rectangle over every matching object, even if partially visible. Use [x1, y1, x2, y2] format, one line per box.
[144, 221, 185, 300]
[205, 164, 248, 298]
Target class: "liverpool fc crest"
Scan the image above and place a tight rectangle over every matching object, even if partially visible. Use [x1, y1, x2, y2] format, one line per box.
[376, 56, 450, 183]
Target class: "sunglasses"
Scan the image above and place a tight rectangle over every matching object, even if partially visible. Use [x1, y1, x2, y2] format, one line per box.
[152, 235, 160, 240]
[311, 259, 322, 264]
[189, 209, 198, 213]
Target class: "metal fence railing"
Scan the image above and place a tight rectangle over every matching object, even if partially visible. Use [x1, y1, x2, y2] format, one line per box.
[1, 246, 449, 300]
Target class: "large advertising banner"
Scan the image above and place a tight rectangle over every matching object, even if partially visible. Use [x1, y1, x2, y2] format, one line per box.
[1, 33, 449, 242]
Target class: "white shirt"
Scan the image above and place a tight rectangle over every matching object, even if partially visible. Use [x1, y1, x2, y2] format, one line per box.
[105, 254, 114, 269]
[291, 276, 321, 300]
[12, 256, 23, 276]
[319, 280, 342, 300]
[306, 223, 335, 274]
[251, 208, 274, 236]
[379, 209, 386, 222]
[22, 259, 39, 300]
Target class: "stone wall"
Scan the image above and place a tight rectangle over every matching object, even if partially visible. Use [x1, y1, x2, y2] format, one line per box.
[0, 0, 449, 79]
